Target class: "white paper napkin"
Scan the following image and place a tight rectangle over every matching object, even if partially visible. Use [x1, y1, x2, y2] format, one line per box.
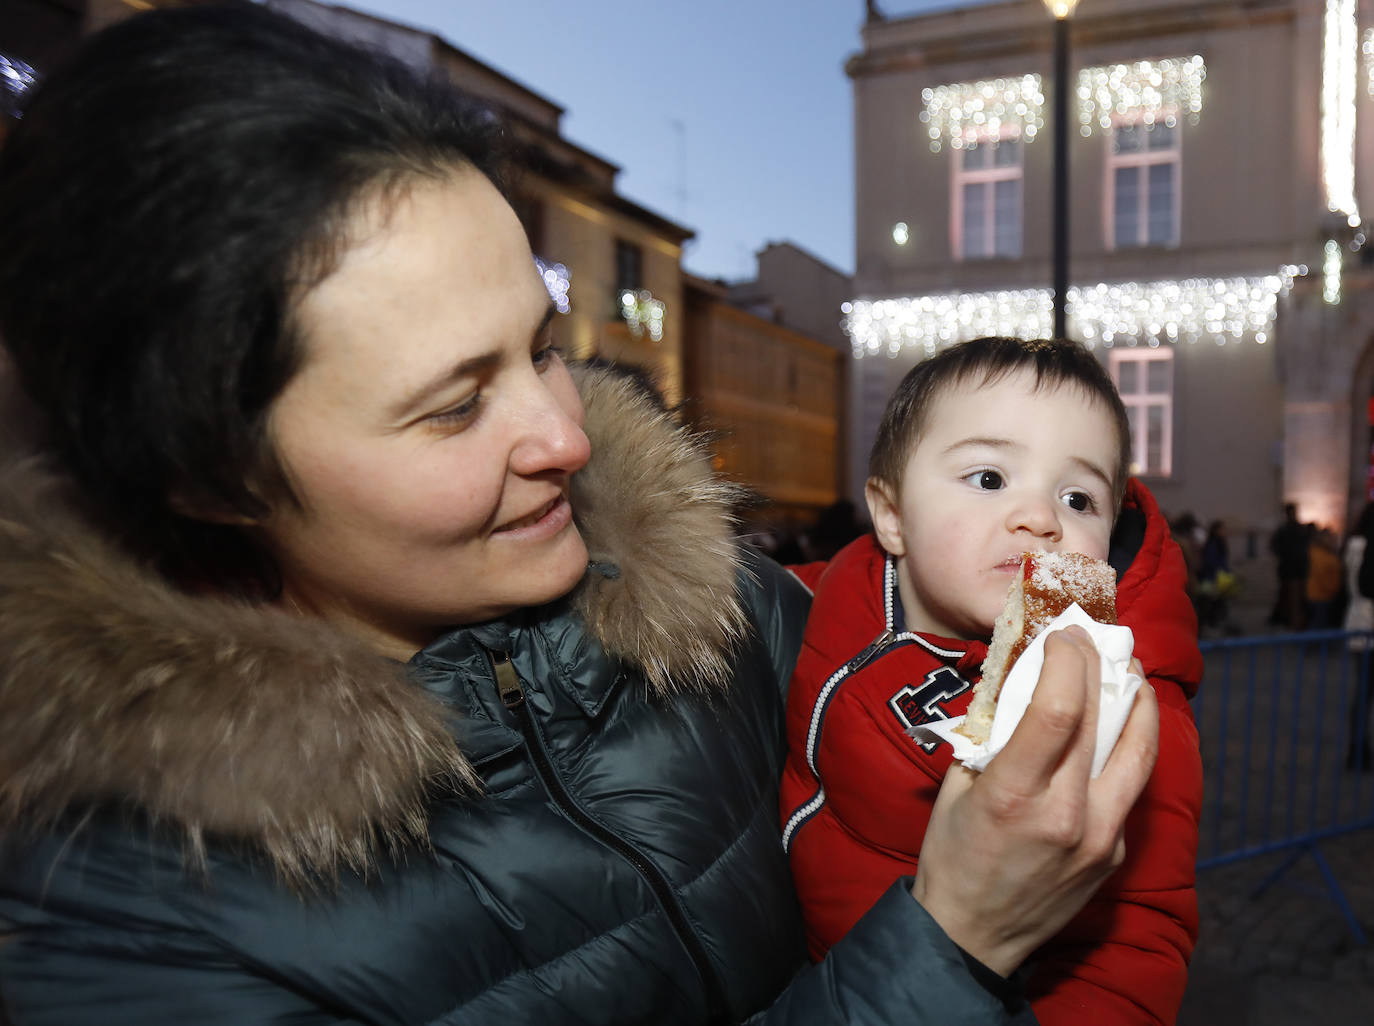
[911, 603, 1141, 778]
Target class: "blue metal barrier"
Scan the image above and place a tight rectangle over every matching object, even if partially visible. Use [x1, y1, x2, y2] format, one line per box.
[1193, 629, 1374, 943]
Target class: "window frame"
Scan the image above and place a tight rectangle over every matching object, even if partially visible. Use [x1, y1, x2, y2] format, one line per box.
[1104, 115, 1182, 250]
[950, 129, 1024, 261]
[613, 238, 643, 298]
[1109, 347, 1174, 478]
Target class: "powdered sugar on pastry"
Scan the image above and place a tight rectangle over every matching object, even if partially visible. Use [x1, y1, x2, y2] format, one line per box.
[957, 551, 1117, 745]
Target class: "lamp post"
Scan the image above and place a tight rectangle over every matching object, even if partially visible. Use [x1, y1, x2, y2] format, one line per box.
[1044, 0, 1079, 340]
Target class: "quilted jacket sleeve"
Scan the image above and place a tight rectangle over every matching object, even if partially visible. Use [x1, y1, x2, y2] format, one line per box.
[747, 880, 1036, 1026]
[1024, 479, 1203, 1025]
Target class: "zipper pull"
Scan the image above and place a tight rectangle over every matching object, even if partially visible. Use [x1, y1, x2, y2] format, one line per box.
[491, 650, 525, 709]
[852, 629, 895, 671]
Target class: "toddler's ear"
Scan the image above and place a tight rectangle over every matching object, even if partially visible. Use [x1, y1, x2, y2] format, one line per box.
[865, 477, 906, 558]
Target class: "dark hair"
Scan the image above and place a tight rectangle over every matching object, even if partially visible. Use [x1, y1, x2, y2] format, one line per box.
[0, 2, 508, 594]
[867, 336, 1133, 512]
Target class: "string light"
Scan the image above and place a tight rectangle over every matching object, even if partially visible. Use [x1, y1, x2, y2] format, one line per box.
[1322, 0, 1360, 225]
[1076, 56, 1205, 136]
[920, 75, 1044, 152]
[1323, 240, 1342, 304]
[842, 268, 1302, 358]
[534, 257, 571, 314]
[620, 289, 665, 342]
[1363, 27, 1374, 96]
[920, 58, 1206, 151]
[0, 52, 36, 118]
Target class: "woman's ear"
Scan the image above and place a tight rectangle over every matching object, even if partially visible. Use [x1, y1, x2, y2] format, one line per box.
[865, 477, 906, 558]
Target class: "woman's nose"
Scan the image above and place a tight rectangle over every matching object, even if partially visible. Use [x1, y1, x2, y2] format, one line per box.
[511, 376, 591, 477]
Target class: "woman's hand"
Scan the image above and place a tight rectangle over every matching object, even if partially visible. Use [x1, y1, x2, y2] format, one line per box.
[909, 625, 1160, 978]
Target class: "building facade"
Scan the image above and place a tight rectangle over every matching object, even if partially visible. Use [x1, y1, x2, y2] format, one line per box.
[846, 0, 1374, 537]
[728, 241, 855, 510]
[683, 273, 844, 528]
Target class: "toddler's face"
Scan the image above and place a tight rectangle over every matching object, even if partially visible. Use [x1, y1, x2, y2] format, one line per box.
[867, 369, 1118, 641]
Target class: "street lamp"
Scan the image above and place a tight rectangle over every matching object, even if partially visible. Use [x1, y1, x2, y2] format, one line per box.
[1043, 0, 1080, 340]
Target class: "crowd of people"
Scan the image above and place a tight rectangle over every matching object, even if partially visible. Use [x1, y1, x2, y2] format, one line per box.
[1165, 502, 1371, 638]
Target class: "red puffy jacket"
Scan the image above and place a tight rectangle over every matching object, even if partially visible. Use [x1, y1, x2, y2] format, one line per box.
[781, 478, 1202, 1024]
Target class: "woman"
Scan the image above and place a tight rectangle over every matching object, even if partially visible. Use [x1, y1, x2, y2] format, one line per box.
[0, 5, 1158, 1023]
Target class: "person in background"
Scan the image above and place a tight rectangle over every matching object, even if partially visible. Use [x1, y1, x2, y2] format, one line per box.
[1269, 502, 1311, 629]
[1196, 520, 1235, 633]
[1170, 512, 1202, 622]
[1304, 527, 1343, 630]
[0, 5, 1159, 1024]
[1344, 505, 1374, 771]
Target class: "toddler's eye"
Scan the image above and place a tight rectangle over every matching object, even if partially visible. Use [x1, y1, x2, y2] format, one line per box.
[1062, 490, 1095, 513]
[964, 469, 1004, 491]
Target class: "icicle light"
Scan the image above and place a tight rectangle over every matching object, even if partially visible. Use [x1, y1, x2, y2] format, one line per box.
[1076, 56, 1206, 136]
[1322, 0, 1360, 225]
[920, 75, 1044, 151]
[842, 269, 1302, 358]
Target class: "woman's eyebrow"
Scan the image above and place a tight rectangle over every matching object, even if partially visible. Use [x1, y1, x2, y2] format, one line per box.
[532, 302, 556, 339]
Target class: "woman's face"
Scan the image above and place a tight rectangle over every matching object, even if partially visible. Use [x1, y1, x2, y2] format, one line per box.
[262, 169, 591, 660]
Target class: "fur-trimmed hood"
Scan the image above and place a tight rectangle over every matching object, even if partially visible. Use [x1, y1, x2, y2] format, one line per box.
[0, 364, 747, 881]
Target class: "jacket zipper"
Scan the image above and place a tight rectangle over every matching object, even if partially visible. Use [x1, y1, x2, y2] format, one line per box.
[851, 628, 897, 672]
[782, 628, 907, 852]
[490, 649, 731, 1024]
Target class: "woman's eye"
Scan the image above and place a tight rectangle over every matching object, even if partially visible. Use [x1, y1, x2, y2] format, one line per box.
[427, 394, 481, 429]
[964, 469, 1004, 490]
[1062, 490, 1096, 513]
[532, 339, 563, 369]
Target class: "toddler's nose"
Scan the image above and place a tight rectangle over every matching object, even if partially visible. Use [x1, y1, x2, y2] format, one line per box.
[1007, 494, 1063, 542]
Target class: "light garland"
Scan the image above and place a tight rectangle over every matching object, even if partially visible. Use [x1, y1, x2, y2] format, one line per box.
[841, 269, 1302, 358]
[535, 257, 571, 314]
[920, 57, 1207, 151]
[1363, 27, 1374, 97]
[1323, 240, 1342, 305]
[1322, 0, 1360, 225]
[620, 288, 665, 342]
[1076, 56, 1205, 136]
[920, 75, 1043, 151]
[0, 52, 36, 118]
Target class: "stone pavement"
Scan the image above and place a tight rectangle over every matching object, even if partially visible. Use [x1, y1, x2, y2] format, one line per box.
[1176, 566, 1374, 1025]
[1178, 829, 1374, 1025]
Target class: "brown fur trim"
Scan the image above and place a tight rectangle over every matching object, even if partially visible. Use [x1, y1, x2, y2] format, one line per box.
[0, 459, 477, 886]
[0, 364, 748, 878]
[570, 364, 748, 695]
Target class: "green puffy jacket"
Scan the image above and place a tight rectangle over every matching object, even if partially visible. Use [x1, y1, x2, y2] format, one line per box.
[0, 367, 1030, 1025]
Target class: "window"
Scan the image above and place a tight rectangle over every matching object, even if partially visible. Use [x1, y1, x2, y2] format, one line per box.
[1110, 348, 1173, 477]
[1107, 122, 1180, 248]
[952, 137, 1022, 260]
[614, 239, 643, 298]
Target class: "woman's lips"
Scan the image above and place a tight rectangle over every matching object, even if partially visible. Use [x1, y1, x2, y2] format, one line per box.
[494, 495, 571, 538]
